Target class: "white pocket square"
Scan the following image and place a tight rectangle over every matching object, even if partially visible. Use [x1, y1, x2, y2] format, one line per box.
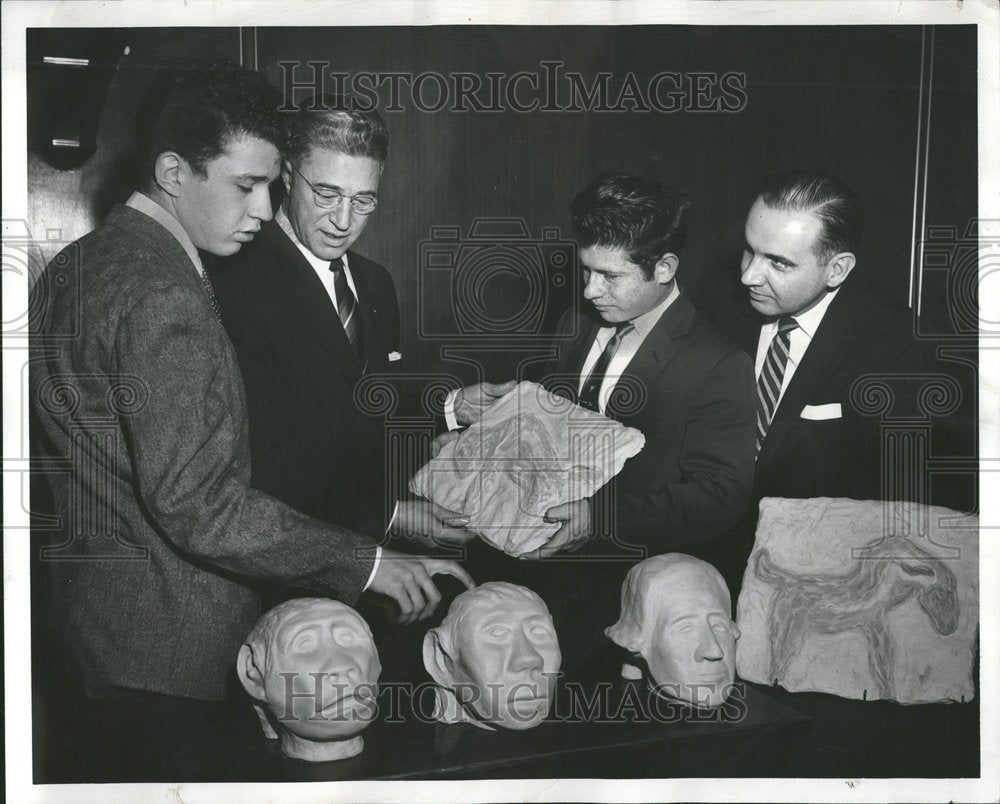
[388, 351, 402, 362]
[800, 403, 842, 420]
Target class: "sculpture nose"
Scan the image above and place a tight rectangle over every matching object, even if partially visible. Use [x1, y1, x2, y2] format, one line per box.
[509, 629, 544, 674]
[327, 654, 363, 684]
[696, 629, 725, 662]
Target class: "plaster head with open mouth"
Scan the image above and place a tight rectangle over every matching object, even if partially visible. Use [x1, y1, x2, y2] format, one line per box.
[237, 598, 382, 762]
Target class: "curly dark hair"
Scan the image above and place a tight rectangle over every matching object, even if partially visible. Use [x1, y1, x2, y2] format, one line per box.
[134, 60, 284, 191]
[570, 171, 691, 279]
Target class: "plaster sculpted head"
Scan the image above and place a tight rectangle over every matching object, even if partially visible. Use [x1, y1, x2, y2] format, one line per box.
[605, 554, 740, 708]
[423, 582, 561, 730]
[237, 598, 381, 762]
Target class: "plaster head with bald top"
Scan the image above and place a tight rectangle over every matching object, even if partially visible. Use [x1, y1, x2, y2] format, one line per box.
[237, 598, 382, 762]
[605, 554, 740, 709]
[423, 582, 561, 731]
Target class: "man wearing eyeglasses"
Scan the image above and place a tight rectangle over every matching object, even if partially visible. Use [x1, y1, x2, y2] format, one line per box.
[209, 98, 494, 605]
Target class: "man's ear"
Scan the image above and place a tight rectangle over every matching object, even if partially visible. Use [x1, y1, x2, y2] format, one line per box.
[652, 253, 679, 285]
[153, 151, 187, 199]
[423, 628, 458, 688]
[824, 251, 856, 289]
[281, 158, 293, 196]
[236, 643, 267, 702]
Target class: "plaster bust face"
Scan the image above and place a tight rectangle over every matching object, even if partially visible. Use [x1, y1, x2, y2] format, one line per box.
[606, 554, 740, 709]
[424, 582, 561, 730]
[238, 598, 381, 761]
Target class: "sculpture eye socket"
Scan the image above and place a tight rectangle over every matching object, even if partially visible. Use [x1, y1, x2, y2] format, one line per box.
[486, 625, 511, 639]
[529, 625, 553, 639]
[333, 627, 356, 646]
[292, 631, 318, 652]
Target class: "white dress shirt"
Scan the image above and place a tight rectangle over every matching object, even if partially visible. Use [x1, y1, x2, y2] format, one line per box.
[753, 287, 841, 412]
[578, 281, 681, 414]
[444, 282, 682, 426]
[275, 206, 359, 306]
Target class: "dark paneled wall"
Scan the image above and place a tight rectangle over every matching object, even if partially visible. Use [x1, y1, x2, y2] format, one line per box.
[26, 25, 977, 378]
[250, 25, 975, 379]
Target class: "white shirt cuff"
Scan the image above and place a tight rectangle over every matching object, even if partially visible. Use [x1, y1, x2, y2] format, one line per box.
[444, 388, 461, 431]
[362, 545, 382, 592]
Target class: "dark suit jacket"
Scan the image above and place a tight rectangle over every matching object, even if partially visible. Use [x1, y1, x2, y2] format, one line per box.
[713, 277, 927, 504]
[540, 292, 757, 556]
[207, 219, 401, 536]
[30, 205, 377, 700]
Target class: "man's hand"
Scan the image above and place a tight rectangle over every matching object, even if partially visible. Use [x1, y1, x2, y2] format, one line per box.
[392, 499, 476, 548]
[367, 549, 474, 624]
[523, 499, 592, 559]
[430, 429, 461, 458]
[453, 380, 517, 426]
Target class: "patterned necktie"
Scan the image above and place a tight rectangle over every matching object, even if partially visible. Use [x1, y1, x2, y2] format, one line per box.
[199, 269, 221, 321]
[330, 258, 365, 368]
[578, 323, 635, 412]
[755, 316, 799, 456]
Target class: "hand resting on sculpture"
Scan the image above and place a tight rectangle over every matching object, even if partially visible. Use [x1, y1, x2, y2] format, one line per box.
[391, 499, 476, 548]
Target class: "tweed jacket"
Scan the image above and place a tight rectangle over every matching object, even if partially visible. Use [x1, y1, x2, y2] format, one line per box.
[30, 205, 378, 700]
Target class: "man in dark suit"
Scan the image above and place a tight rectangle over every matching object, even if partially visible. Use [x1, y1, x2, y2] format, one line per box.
[711, 170, 941, 585]
[443, 172, 757, 670]
[208, 98, 510, 556]
[535, 172, 757, 562]
[30, 63, 471, 780]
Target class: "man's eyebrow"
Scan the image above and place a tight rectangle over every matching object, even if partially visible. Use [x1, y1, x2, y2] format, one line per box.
[236, 173, 273, 182]
[744, 241, 796, 266]
[312, 181, 379, 196]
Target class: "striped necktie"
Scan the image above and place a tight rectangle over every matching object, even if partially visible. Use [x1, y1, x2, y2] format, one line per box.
[755, 316, 799, 456]
[330, 258, 365, 368]
[578, 323, 635, 412]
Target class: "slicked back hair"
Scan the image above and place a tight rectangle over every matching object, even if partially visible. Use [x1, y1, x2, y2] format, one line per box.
[135, 60, 284, 192]
[758, 170, 863, 262]
[285, 94, 389, 167]
[570, 171, 692, 279]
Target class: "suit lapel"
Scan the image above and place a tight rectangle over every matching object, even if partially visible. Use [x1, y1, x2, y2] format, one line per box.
[603, 295, 692, 419]
[264, 222, 363, 384]
[760, 289, 855, 460]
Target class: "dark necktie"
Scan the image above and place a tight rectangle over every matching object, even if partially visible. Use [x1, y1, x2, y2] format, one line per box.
[578, 323, 635, 412]
[199, 269, 221, 321]
[330, 258, 365, 368]
[755, 316, 799, 456]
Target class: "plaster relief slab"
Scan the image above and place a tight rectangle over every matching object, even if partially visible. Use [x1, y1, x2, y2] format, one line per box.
[736, 497, 978, 704]
[410, 381, 645, 556]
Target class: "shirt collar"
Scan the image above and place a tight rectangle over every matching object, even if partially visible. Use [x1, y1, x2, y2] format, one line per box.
[125, 191, 203, 275]
[276, 204, 351, 274]
[629, 281, 681, 337]
[790, 286, 840, 340]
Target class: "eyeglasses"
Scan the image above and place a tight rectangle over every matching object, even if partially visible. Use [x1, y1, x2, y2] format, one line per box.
[291, 164, 378, 215]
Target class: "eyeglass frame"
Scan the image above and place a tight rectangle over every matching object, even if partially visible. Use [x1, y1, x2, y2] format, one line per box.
[290, 163, 379, 215]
